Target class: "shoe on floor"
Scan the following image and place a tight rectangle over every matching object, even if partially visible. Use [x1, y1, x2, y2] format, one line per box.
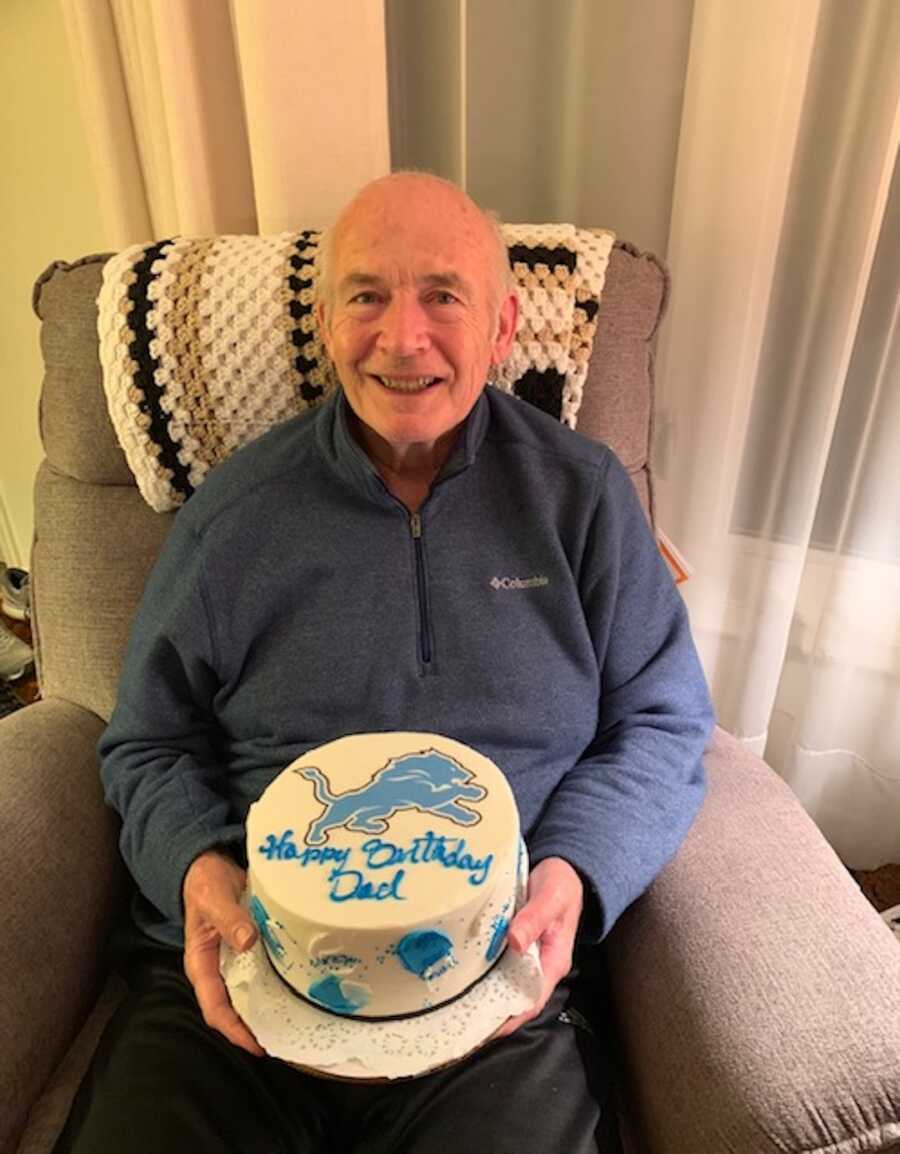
[0, 618, 34, 682]
[882, 904, 900, 945]
[0, 564, 30, 621]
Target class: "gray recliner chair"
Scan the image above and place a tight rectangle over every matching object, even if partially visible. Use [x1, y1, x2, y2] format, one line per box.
[2, 239, 899, 1154]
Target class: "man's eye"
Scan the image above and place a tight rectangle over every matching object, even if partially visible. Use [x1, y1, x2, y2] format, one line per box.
[350, 291, 379, 304]
[431, 291, 459, 305]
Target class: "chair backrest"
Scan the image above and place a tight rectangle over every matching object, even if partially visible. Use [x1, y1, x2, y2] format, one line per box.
[30, 239, 668, 723]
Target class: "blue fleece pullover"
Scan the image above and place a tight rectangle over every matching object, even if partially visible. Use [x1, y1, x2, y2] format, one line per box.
[99, 385, 715, 948]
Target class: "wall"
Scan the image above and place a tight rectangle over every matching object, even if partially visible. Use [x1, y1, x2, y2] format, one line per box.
[0, 0, 107, 567]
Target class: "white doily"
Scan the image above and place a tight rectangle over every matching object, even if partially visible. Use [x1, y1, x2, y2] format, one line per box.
[221, 897, 543, 1080]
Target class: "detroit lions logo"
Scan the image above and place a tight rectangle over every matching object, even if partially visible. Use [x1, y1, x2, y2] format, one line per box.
[296, 748, 486, 846]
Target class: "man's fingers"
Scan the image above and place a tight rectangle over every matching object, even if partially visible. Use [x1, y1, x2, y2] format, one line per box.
[221, 910, 258, 953]
[491, 859, 585, 1042]
[183, 851, 257, 952]
[192, 871, 256, 953]
[536, 920, 575, 989]
[508, 882, 567, 953]
[508, 894, 553, 952]
[490, 929, 576, 1043]
[182, 852, 262, 1055]
[507, 910, 535, 954]
[508, 858, 584, 953]
[194, 965, 265, 1056]
[184, 897, 257, 959]
[184, 921, 264, 1057]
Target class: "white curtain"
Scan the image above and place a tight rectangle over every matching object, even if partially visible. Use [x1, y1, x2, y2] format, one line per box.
[61, 0, 900, 870]
[60, 0, 391, 245]
[654, 0, 900, 869]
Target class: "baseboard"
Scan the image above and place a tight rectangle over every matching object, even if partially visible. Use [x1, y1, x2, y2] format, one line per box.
[0, 492, 21, 567]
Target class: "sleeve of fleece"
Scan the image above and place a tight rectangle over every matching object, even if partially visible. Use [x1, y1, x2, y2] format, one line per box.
[98, 508, 244, 928]
[527, 451, 716, 942]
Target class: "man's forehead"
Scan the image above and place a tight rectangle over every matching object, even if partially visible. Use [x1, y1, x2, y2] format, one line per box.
[335, 217, 485, 260]
[327, 176, 499, 299]
[336, 268, 477, 294]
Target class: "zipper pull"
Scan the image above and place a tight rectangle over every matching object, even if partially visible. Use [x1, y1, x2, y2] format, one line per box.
[410, 512, 422, 538]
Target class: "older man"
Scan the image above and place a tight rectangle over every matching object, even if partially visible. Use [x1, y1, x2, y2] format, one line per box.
[55, 173, 714, 1153]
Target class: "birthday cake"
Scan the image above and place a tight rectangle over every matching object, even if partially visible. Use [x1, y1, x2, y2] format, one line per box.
[245, 731, 524, 1021]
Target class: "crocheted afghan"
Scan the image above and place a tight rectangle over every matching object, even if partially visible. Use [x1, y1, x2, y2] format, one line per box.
[97, 225, 615, 512]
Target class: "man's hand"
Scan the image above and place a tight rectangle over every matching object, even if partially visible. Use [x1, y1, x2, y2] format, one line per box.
[491, 856, 584, 1040]
[182, 848, 265, 1056]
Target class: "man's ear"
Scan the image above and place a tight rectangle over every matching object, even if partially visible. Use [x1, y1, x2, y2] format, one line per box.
[490, 292, 519, 366]
[315, 299, 333, 358]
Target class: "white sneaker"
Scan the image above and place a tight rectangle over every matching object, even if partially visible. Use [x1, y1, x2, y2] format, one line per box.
[0, 564, 30, 621]
[882, 904, 900, 945]
[0, 618, 33, 681]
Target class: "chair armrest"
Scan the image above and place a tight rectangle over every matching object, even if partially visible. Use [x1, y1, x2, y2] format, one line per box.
[0, 698, 127, 1154]
[606, 726, 900, 1154]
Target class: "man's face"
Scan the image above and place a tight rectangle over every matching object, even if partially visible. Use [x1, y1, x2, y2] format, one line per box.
[316, 177, 518, 459]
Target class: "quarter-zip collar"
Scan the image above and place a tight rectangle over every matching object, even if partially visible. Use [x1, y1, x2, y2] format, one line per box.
[315, 385, 491, 508]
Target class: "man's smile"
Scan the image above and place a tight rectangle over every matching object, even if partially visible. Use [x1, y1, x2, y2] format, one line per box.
[367, 374, 445, 393]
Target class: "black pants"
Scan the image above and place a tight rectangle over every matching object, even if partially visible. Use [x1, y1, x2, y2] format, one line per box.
[55, 938, 619, 1153]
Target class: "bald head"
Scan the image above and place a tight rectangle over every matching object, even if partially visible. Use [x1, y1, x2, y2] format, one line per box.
[316, 172, 514, 321]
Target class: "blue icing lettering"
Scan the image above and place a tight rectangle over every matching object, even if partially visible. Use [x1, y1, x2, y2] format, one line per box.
[396, 930, 454, 978]
[248, 895, 285, 960]
[361, 831, 493, 886]
[260, 827, 493, 891]
[257, 829, 350, 869]
[328, 865, 407, 902]
[310, 953, 361, 970]
[257, 829, 299, 860]
[296, 749, 486, 846]
[486, 915, 509, 963]
[308, 974, 370, 1015]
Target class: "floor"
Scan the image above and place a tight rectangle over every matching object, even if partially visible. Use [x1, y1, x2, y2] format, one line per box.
[850, 863, 900, 914]
[3, 607, 899, 914]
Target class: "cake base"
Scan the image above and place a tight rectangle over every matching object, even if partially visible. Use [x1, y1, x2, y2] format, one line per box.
[220, 889, 543, 1080]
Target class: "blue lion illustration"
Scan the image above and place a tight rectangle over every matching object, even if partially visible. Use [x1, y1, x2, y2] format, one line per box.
[296, 748, 486, 846]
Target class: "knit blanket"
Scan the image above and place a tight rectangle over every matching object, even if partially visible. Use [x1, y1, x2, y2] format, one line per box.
[97, 225, 614, 512]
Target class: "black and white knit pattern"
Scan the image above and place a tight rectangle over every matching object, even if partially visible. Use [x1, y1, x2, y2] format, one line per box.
[97, 226, 614, 512]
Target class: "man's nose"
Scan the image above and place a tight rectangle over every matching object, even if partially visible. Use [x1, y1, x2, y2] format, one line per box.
[376, 296, 430, 356]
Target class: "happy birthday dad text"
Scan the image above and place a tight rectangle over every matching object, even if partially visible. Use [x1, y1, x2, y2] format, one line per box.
[256, 828, 493, 902]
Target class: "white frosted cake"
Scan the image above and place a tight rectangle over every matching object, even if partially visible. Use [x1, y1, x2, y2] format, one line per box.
[246, 731, 524, 1020]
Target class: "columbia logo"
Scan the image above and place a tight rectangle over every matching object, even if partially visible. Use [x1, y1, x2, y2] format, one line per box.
[490, 575, 550, 590]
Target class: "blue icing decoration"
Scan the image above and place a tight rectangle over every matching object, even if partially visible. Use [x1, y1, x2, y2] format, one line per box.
[248, 895, 285, 960]
[486, 916, 509, 962]
[308, 974, 370, 1015]
[297, 749, 486, 846]
[396, 929, 453, 978]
